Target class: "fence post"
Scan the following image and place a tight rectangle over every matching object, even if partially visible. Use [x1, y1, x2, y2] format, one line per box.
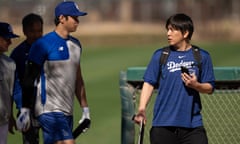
[119, 71, 135, 144]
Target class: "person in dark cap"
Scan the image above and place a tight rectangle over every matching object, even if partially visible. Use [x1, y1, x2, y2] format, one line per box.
[11, 13, 43, 144]
[16, 1, 91, 144]
[0, 22, 19, 39]
[0, 22, 19, 144]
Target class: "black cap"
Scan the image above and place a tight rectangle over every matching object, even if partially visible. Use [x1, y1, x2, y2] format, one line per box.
[0, 22, 19, 39]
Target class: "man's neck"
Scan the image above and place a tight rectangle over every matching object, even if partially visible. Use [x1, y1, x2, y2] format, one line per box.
[55, 25, 69, 39]
[175, 42, 191, 51]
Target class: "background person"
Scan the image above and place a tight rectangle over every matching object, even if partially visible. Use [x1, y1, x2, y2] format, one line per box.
[16, 1, 91, 144]
[0, 22, 19, 144]
[10, 13, 43, 144]
[133, 13, 215, 144]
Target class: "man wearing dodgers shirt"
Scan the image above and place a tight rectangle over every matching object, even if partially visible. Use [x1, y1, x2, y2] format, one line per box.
[133, 13, 215, 144]
[16, 1, 91, 144]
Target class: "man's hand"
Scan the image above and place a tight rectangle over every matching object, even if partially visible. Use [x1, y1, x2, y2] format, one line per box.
[78, 107, 91, 132]
[132, 110, 146, 125]
[73, 107, 91, 139]
[181, 73, 213, 94]
[181, 73, 198, 88]
[16, 108, 30, 132]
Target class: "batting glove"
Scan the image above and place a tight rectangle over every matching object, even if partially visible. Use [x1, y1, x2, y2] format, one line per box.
[16, 108, 31, 132]
[79, 107, 91, 132]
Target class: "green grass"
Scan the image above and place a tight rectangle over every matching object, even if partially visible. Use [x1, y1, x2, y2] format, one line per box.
[7, 38, 240, 144]
[197, 42, 240, 66]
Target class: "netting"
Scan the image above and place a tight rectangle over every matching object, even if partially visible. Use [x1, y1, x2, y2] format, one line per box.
[131, 88, 240, 144]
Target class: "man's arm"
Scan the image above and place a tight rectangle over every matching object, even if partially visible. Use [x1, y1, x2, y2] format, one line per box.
[134, 82, 154, 125]
[17, 61, 41, 132]
[75, 64, 90, 132]
[9, 96, 16, 134]
[181, 73, 214, 94]
[75, 64, 88, 107]
[22, 61, 41, 108]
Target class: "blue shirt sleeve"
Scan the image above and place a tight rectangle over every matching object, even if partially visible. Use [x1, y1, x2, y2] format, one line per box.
[199, 50, 215, 89]
[13, 72, 22, 110]
[143, 49, 162, 86]
[28, 38, 48, 65]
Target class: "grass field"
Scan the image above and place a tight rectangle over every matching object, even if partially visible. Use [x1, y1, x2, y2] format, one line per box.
[7, 36, 240, 144]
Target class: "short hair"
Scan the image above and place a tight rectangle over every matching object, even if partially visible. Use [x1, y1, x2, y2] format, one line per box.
[22, 13, 43, 31]
[54, 16, 68, 26]
[165, 13, 194, 40]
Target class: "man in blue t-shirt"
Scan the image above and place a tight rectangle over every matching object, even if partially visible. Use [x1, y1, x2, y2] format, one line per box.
[133, 13, 215, 144]
[16, 1, 91, 144]
[10, 13, 43, 144]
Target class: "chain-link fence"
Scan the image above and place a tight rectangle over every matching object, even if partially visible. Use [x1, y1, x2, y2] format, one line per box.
[120, 67, 240, 144]
[131, 89, 240, 144]
[201, 90, 240, 144]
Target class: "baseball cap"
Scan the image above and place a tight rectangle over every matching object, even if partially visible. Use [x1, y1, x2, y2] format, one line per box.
[0, 22, 19, 39]
[55, 1, 87, 17]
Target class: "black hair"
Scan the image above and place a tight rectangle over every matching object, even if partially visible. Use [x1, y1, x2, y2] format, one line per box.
[165, 13, 194, 40]
[54, 17, 60, 26]
[54, 16, 69, 26]
[22, 13, 43, 31]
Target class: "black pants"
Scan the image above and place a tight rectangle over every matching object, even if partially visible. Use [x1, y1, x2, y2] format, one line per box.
[17, 111, 40, 144]
[150, 126, 208, 144]
[22, 125, 40, 144]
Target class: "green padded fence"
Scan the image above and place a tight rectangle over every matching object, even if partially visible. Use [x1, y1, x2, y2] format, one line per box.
[119, 67, 240, 144]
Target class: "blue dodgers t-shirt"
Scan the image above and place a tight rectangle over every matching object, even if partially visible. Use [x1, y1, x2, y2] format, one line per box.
[144, 47, 215, 128]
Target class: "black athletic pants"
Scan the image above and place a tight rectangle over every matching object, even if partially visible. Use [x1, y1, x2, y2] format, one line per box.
[150, 126, 208, 144]
[17, 111, 40, 144]
[22, 125, 40, 144]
